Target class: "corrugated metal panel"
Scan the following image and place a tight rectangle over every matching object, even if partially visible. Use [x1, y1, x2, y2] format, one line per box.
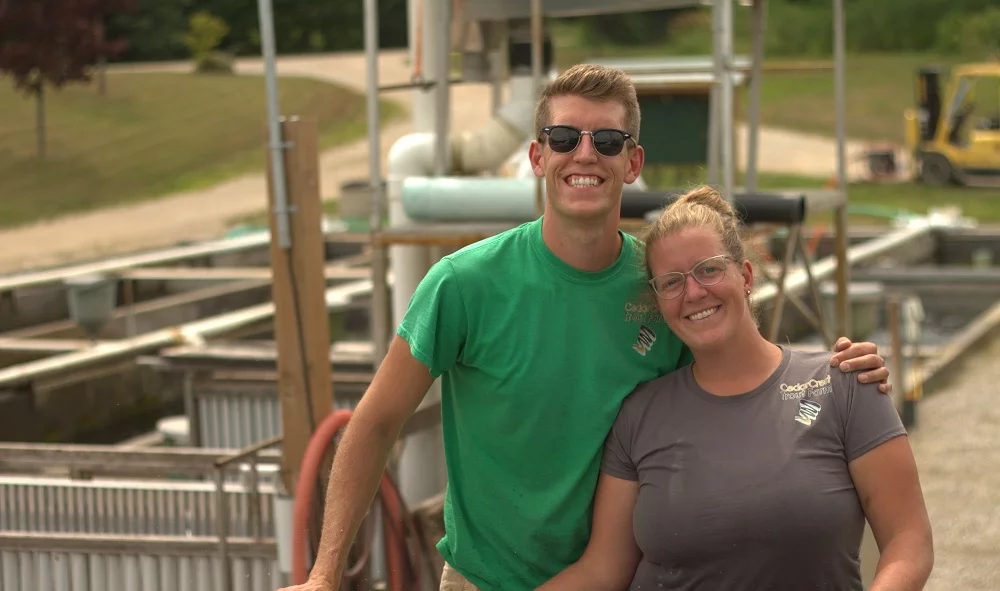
[197, 390, 282, 450]
[0, 550, 282, 591]
[0, 476, 276, 538]
[195, 387, 356, 450]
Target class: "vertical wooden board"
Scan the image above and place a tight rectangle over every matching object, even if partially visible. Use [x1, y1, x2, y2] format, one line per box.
[265, 117, 335, 495]
[283, 119, 334, 430]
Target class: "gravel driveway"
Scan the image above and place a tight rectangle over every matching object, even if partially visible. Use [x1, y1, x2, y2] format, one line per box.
[911, 334, 1000, 591]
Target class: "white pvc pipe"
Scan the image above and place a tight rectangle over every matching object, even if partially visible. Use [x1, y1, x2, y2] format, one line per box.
[452, 75, 536, 172]
[388, 132, 436, 333]
[388, 3, 539, 516]
[387, 72, 538, 332]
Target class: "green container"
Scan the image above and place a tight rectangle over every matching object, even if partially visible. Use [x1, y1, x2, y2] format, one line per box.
[637, 93, 712, 166]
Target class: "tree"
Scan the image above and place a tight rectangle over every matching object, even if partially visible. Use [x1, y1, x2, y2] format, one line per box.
[0, 0, 134, 157]
[104, 0, 192, 62]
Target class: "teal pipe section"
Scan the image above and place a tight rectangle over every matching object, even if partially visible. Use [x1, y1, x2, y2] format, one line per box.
[847, 203, 916, 221]
[402, 177, 543, 222]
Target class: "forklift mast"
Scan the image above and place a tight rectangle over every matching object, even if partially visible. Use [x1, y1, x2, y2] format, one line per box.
[916, 67, 943, 142]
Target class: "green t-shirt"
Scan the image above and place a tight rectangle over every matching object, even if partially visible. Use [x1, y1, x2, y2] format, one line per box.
[397, 217, 690, 590]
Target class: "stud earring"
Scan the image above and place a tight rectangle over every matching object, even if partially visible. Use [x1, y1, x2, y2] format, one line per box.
[745, 290, 751, 297]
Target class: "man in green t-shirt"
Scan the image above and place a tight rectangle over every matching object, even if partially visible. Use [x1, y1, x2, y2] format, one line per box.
[279, 64, 891, 591]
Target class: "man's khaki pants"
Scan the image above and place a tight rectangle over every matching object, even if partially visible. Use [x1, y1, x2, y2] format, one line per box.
[440, 563, 482, 591]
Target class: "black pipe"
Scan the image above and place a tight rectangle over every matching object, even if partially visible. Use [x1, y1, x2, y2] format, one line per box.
[621, 190, 807, 225]
[507, 19, 553, 75]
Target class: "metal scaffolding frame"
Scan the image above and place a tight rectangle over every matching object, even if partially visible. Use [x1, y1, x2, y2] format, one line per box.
[0, 0, 853, 444]
[741, 0, 852, 340]
[0, 0, 854, 399]
[359, 0, 854, 362]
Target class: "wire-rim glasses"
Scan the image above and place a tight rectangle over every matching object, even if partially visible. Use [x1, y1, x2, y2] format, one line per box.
[648, 255, 735, 300]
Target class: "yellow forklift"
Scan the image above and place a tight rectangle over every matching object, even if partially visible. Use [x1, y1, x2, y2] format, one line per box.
[904, 63, 1000, 186]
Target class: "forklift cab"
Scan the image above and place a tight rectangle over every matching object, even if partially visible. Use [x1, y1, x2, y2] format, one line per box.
[905, 64, 1000, 185]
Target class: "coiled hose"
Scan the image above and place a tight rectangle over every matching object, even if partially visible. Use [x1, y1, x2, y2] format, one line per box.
[291, 409, 441, 590]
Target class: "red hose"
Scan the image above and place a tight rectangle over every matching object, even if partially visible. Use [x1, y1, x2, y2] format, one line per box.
[291, 409, 415, 590]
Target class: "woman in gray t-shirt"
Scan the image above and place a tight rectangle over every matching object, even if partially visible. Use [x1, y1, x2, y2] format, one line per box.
[538, 186, 933, 591]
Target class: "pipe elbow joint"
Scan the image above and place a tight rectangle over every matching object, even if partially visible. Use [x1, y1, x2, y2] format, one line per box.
[451, 118, 520, 173]
[495, 99, 535, 138]
[450, 99, 535, 174]
[385, 95, 535, 179]
[387, 132, 437, 179]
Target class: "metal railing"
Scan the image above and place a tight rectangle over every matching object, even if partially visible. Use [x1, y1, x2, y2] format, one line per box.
[0, 437, 285, 591]
[0, 385, 443, 591]
[0, 532, 279, 591]
[0, 473, 278, 537]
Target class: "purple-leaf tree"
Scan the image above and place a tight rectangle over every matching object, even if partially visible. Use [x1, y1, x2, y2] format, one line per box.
[0, 0, 134, 157]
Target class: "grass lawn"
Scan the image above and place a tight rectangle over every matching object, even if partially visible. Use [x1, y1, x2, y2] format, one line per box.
[0, 71, 403, 229]
[750, 53, 971, 144]
[839, 182, 1000, 224]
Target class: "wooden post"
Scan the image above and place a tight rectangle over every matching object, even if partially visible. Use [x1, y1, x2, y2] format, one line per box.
[265, 116, 335, 495]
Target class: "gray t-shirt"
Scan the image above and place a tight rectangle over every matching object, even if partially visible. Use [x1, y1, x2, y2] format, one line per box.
[601, 345, 906, 591]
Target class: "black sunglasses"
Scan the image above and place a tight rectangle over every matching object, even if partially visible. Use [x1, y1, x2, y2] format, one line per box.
[540, 125, 635, 157]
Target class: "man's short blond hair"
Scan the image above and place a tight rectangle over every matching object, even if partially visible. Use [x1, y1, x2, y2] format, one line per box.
[533, 64, 641, 141]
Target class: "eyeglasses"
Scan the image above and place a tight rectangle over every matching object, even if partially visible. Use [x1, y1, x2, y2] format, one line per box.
[648, 255, 735, 300]
[540, 125, 635, 157]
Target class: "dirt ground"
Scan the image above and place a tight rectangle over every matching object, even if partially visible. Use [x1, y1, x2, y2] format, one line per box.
[0, 50, 882, 275]
[911, 333, 1000, 590]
